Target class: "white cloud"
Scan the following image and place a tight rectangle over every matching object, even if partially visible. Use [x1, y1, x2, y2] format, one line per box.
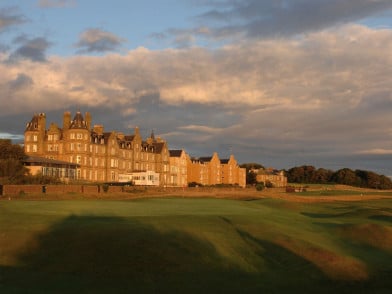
[356, 149, 392, 155]
[179, 125, 224, 134]
[0, 132, 24, 140]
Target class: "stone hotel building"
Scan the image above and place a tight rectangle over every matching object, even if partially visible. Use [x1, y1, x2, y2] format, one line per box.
[24, 111, 246, 187]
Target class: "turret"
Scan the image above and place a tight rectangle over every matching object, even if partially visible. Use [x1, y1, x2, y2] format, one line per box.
[37, 113, 46, 132]
[85, 112, 92, 130]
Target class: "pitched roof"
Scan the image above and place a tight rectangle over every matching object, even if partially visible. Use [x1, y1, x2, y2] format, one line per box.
[152, 142, 166, 154]
[169, 150, 183, 157]
[199, 156, 212, 163]
[124, 135, 135, 141]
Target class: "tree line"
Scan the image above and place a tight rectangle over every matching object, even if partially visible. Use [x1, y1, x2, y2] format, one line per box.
[286, 165, 392, 189]
[241, 163, 392, 190]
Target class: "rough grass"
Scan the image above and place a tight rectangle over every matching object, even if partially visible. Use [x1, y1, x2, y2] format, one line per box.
[1, 197, 392, 293]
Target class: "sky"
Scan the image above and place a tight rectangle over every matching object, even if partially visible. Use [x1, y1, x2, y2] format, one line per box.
[1, 0, 392, 177]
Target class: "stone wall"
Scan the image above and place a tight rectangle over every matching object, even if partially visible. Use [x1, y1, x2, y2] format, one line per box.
[0, 184, 101, 196]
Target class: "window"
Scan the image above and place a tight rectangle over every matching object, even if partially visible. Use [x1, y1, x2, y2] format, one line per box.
[70, 133, 75, 139]
[77, 133, 83, 139]
[33, 135, 38, 142]
[48, 134, 53, 141]
[76, 155, 81, 164]
[26, 145, 30, 152]
[32, 144, 37, 152]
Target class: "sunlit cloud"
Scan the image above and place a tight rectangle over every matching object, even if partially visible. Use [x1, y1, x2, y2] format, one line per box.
[37, 0, 76, 8]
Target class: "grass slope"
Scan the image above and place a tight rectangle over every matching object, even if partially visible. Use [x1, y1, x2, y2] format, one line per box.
[1, 197, 392, 293]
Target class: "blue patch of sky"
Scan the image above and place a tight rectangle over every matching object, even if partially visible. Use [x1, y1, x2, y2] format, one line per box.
[358, 11, 392, 29]
[1, 0, 210, 56]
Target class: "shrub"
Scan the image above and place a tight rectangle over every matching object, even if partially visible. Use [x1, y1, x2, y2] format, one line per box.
[255, 182, 264, 191]
[102, 184, 109, 193]
[265, 180, 274, 188]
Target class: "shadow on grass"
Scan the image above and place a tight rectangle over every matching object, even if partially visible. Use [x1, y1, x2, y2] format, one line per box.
[368, 215, 392, 223]
[1, 215, 391, 293]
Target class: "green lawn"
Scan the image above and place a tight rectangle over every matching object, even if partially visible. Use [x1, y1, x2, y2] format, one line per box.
[1, 197, 392, 293]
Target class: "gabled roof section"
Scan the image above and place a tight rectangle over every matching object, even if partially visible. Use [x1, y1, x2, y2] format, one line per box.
[152, 142, 166, 154]
[25, 114, 39, 131]
[69, 111, 88, 129]
[199, 156, 212, 163]
[169, 150, 183, 157]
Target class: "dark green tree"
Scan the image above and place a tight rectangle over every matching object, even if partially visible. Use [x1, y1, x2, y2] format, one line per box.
[287, 165, 316, 183]
[331, 168, 360, 186]
[0, 139, 28, 184]
[246, 171, 257, 185]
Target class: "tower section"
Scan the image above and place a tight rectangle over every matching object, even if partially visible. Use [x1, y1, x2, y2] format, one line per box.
[24, 113, 46, 156]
